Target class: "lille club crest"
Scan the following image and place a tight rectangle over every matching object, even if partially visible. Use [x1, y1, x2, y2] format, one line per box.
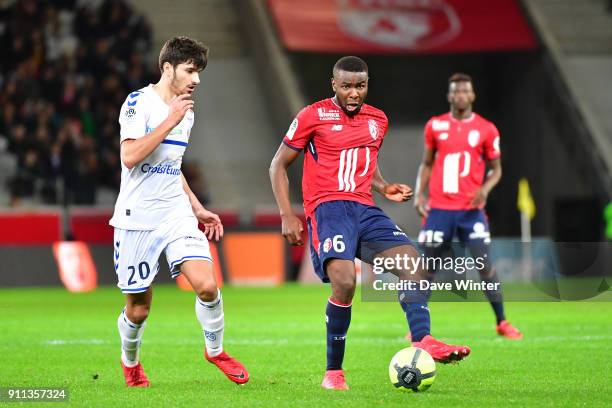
[368, 119, 379, 140]
[323, 238, 333, 253]
[337, 0, 461, 51]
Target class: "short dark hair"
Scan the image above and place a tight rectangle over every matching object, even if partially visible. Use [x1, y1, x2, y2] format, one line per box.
[333, 56, 368, 76]
[448, 72, 472, 85]
[158, 36, 209, 73]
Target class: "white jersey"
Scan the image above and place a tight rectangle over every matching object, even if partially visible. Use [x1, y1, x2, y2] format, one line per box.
[109, 84, 195, 230]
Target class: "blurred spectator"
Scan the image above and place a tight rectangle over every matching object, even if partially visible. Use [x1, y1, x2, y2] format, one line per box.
[0, 0, 155, 207]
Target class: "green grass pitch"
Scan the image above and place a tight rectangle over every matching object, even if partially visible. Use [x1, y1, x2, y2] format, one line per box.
[1, 284, 611, 407]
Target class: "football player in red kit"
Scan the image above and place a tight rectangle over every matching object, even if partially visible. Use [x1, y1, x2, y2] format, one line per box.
[413, 73, 522, 340]
[270, 57, 471, 391]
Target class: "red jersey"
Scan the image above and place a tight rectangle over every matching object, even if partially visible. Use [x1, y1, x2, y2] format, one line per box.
[283, 98, 389, 217]
[424, 112, 501, 210]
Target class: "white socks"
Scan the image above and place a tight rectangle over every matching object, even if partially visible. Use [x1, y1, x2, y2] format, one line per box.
[117, 309, 146, 367]
[117, 291, 224, 366]
[195, 289, 224, 357]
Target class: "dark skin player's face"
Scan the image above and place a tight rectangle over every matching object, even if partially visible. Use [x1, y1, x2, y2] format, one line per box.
[448, 81, 475, 112]
[332, 70, 368, 116]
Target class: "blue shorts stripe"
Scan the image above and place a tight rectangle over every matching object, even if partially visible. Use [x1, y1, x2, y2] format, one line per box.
[121, 287, 150, 293]
[170, 255, 212, 270]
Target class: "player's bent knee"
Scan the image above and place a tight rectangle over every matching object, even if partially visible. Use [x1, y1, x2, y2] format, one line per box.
[326, 260, 356, 302]
[126, 304, 150, 324]
[333, 276, 355, 293]
[194, 279, 218, 302]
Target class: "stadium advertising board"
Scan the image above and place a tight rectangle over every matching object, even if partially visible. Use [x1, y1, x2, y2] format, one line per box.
[268, 0, 537, 53]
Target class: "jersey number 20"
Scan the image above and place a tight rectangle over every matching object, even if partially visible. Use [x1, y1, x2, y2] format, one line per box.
[128, 262, 151, 285]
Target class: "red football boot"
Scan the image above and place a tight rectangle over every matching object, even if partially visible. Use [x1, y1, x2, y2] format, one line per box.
[121, 362, 150, 387]
[496, 320, 523, 340]
[205, 350, 249, 384]
[412, 335, 471, 364]
[321, 369, 349, 390]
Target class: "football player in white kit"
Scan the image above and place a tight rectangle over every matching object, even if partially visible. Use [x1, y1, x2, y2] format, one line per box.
[110, 37, 248, 387]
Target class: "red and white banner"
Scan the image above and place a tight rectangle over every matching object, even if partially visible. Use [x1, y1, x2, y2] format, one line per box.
[53, 242, 97, 292]
[268, 0, 537, 54]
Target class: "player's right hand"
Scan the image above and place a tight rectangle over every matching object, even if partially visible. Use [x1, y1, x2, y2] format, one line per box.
[414, 194, 429, 218]
[167, 94, 194, 126]
[281, 214, 304, 246]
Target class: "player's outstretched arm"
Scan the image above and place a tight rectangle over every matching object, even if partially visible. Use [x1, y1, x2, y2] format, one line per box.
[414, 147, 435, 217]
[373, 166, 413, 202]
[121, 94, 194, 169]
[470, 158, 502, 208]
[269, 143, 303, 246]
[181, 172, 223, 241]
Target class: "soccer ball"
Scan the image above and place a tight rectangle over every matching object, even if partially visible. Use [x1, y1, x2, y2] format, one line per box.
[388, 347, 436, 392]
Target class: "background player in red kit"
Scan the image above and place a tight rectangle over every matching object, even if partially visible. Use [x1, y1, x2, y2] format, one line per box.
[270, 57, 471, 391]
[414, 73, 522, 339]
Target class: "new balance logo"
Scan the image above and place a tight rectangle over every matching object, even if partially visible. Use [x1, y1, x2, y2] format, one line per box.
[331, 124, 343, 131]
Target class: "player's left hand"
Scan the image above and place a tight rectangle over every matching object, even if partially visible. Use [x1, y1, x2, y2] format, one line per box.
[383, 183, 413, 202]
[196, 209, 224, 241]
[469, 187, 489, 208]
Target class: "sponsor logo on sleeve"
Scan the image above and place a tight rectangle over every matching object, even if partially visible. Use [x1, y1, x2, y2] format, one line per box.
[286, 118, 298, 140]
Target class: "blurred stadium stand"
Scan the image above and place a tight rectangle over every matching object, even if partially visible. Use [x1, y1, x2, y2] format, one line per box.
[522, 0, 612, 239]
[523, 0, 612, 185]
[0, 0, 156, 207]
[129, 0, 279, 212]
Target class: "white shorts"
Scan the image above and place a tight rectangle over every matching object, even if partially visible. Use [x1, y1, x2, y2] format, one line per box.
[113, 216, 211, 293]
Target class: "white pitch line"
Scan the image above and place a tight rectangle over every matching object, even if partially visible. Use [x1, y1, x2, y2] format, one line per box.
[43, 335, 612, 347]
[45, 339, 108, 345]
